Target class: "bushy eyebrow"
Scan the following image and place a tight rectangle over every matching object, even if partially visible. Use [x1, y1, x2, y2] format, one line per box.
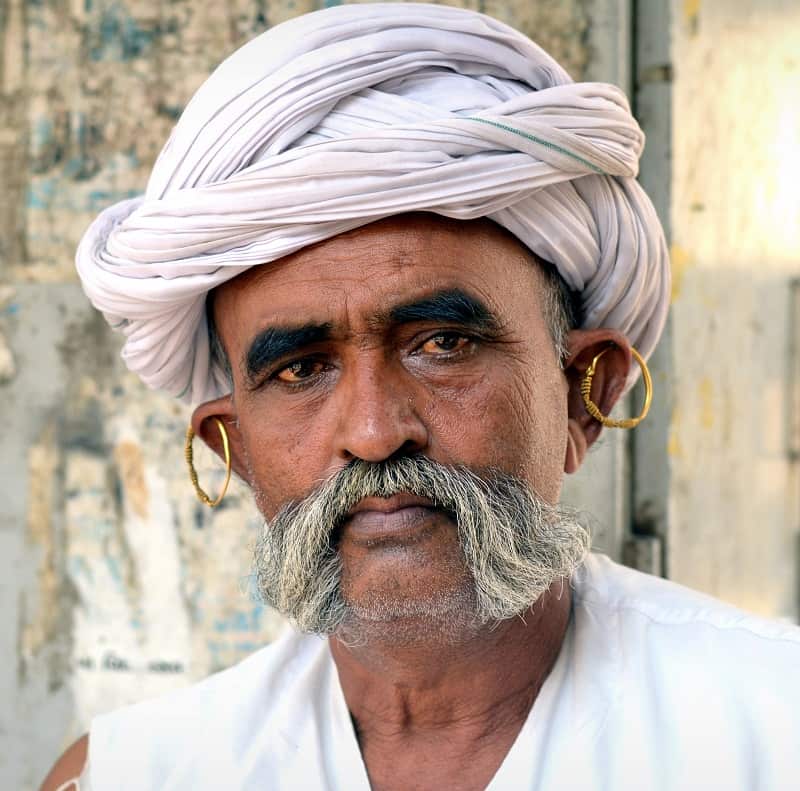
[385, 289, 500, 332]
[245, 324, 332, 383]
[242, 289, 498, 385]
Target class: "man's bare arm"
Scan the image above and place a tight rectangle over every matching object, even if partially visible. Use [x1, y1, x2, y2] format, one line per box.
[39, 734, 88, 791]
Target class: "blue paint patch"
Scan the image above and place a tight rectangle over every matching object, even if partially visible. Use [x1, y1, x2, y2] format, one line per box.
[2, 304, 20, 316]
[86, 189, 140, 212]
[239, 572, 260, 597]
[68, 555, 93, 583]
[75, 113, 87, 147]
[323, 0, 342, 6]
[105, 554, 124, 586]
[89, 4, 165, 63]
[26, 179, 56, 209]
[213, 605, 266, 633]
[64, 156, 86, 179]
[206, 639, 225, 663]
[233, 641, 262, 655]
[32, 117, 54, 149]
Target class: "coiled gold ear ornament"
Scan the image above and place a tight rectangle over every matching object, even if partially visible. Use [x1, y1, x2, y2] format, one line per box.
[185, 418, 232, 507]
[580, 346, 652, 429]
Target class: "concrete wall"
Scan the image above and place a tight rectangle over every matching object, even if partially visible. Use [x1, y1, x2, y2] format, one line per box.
[1, 1, 602, 787]
[668, 0, 800, 619]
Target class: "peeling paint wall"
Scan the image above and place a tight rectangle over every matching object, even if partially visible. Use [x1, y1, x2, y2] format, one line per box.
[2, 286, 286, 787]
[669, 0, 800, 618]
[1, 2, 599, 787]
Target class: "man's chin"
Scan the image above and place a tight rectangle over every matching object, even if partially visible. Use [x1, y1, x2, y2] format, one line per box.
[334, 584, 484, 647]
[335, 513, 474, 625]
[334, 551, 484, 646]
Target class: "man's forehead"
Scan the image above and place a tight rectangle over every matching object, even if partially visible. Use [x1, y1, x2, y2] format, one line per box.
[211, 213, 538, 328]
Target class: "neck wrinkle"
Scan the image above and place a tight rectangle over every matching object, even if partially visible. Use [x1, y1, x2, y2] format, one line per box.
[330, 579, 572, 741]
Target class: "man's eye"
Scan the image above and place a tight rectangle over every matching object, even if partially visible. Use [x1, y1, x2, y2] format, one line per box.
[274, 359, 325, 383]
[419, 333, 473, 355]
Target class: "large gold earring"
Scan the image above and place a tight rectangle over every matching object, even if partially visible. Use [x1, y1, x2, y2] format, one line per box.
[581, 346, 653, 429]
[185, 418, 232, 507]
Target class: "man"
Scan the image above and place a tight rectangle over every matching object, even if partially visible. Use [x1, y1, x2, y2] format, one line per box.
[43, 4, 799, 790]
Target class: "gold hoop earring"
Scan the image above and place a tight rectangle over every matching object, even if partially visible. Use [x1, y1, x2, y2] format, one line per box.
[580, 346, 653, 429]
[185, 418, 232, 507]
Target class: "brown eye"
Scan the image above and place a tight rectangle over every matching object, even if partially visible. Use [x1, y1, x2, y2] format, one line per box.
[275, 359, 325, 383]
[419, 333, 471, 355]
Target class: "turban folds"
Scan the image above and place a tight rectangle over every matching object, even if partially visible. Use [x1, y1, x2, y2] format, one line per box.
[76, 2, 669, 404]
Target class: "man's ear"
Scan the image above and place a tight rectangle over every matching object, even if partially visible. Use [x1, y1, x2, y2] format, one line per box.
[190, 397, 250, 482]
[563, 328, 632, 474]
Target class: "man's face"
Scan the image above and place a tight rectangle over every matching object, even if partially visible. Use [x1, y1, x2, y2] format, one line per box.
[211, 214, 573, 629]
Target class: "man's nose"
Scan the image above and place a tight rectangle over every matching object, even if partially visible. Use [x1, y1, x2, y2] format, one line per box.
[333, 363, 429, 463]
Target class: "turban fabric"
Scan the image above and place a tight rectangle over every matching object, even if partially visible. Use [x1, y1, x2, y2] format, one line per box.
[76, 2, 669, 404]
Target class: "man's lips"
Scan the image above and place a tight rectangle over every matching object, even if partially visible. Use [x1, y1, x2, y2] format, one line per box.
[347, 493, 436, 516]
[340, 494, 447, 545]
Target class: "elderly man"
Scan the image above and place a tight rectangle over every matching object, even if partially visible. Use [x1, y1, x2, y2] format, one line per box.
[43, 4, 799, 790]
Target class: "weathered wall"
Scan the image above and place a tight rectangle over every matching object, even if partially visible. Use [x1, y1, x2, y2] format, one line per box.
[668, 0, 800, 619]
[1, 1, 602, 787]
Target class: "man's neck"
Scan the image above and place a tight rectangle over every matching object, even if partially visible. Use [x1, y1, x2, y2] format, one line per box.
[329, 581, 572, 791]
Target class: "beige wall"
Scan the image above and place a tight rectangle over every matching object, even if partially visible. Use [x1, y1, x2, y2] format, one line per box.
[668, 0, 800, 618]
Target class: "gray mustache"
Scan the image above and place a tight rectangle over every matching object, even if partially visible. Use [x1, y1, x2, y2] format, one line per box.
[253, 455, 589, 635]
[322, 457, 483, 532]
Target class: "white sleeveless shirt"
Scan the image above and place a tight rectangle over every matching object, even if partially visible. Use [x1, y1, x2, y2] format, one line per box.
[87, 554, 800, 790]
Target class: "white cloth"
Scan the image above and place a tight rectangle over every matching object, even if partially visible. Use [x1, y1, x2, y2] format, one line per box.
[87, 553, 800, 790]
[74, 3, 669, 404]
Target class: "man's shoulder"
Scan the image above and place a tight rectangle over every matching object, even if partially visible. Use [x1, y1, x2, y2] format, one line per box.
[576, 552, 800, 652]
[87, 626, 328, 786]
[543, 555, 800, 784]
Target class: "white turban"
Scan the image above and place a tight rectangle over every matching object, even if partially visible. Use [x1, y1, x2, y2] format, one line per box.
[76, 2, 669, 404]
